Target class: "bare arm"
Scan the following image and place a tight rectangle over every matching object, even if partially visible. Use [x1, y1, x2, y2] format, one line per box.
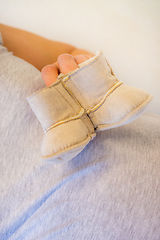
[0, 24, 93, 71]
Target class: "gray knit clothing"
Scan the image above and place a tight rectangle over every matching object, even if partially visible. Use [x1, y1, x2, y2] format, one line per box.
[0, 44, 160, 240]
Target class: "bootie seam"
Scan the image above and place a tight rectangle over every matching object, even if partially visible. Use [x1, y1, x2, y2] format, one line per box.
[54, 83, 79, 114]
[61, 77, 90, 110]
[87, 81, 123, 114]
[94, 92, 153, 130]
[41, 135, 95, 162]
[45, 108, 85, 133]
[80, 114, 96, 137]
[60, 79, 96, 134]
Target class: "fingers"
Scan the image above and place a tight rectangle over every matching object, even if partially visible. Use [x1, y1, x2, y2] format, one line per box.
[57, 54, 78, 74]
[41, 54, 93, 86]
[57, 54, 91, 73]
[41, 63, 59, 86]
[74, 55, 88, 64]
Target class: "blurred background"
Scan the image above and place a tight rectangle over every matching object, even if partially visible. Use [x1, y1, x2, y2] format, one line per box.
[0, 0, 159, 115]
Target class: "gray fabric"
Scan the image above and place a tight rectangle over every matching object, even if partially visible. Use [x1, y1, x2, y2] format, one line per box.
[0, 44, 160, 240]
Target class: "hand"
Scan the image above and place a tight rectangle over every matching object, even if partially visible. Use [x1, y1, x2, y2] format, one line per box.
[41, 54, 93, 86]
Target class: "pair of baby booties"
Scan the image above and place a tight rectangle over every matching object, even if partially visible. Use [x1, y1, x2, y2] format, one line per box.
[28, 51, 153, 164]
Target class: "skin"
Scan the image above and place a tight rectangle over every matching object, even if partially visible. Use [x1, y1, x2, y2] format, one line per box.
[41, 54, 92, 86]
[0, 24, 94, 85]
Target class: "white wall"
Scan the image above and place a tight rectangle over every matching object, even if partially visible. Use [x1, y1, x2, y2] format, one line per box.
[0, 0, 159, 115]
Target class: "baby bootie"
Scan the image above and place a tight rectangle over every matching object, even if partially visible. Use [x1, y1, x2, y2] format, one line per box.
[59, 51, 153, 131]
[27, 80, 95, 163]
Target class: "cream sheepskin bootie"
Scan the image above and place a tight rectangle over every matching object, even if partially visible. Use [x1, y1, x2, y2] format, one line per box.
[59, 51, 153, 131]
[28, 80, 95, 163]
[28, 51, 153, 163]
